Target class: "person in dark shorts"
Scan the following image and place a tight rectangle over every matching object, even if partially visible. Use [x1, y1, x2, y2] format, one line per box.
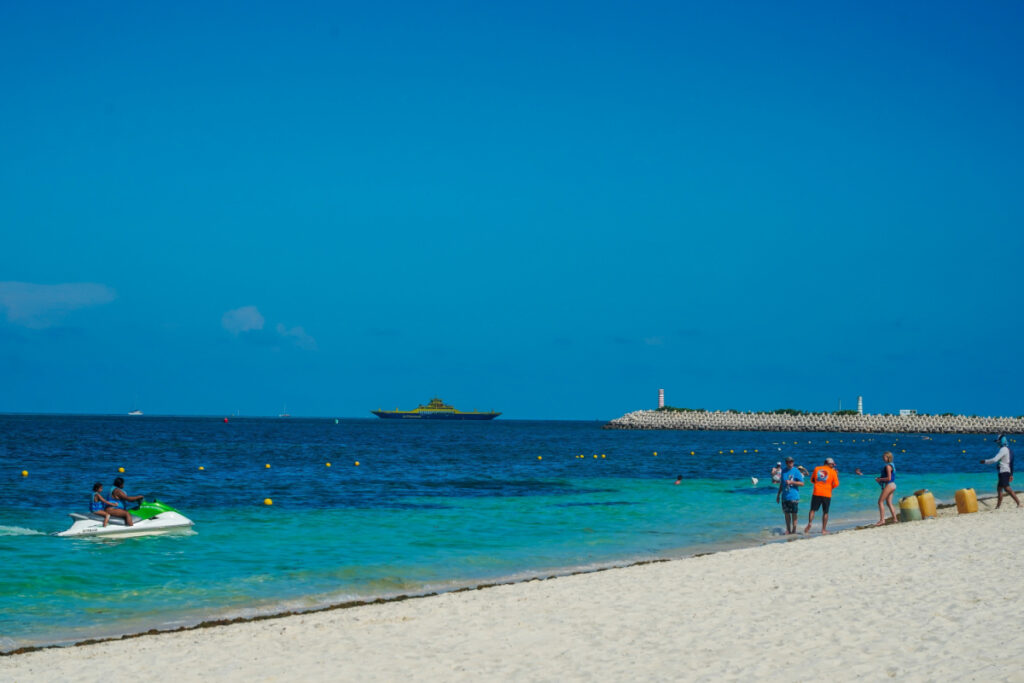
[804, 457, 840, 534]
[775, 456, 804, 534]
[980, 435, 1021, 508]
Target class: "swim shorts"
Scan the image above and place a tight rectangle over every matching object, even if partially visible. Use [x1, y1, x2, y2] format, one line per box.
[810, 495, 831, 514]
[999, 472, 1012, 488]
[781, 500, 799, 514]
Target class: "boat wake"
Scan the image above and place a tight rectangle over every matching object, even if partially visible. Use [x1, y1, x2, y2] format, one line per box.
[0, 525, 46, 537]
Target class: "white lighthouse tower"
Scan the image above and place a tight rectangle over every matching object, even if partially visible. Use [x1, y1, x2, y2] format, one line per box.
[658, 388, 665, 409]
[857, 396, 863, 415]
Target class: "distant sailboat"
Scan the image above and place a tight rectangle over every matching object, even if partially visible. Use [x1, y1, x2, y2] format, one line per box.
[128, 409, 143, 416]
[278, 404, 290, 418]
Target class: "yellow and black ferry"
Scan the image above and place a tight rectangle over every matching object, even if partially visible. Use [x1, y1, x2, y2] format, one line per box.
[372, 397, 500, 420]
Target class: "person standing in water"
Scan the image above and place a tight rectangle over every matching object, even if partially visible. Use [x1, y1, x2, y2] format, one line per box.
[874, 452, 898, 526]
[770, 462, 782, 484]
[980, 435, 1021, 508]
[804, 457, 839, 534]
[775, 456, 804, 535]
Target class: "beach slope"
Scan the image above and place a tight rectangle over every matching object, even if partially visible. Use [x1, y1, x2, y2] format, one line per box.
[4, 507, 1023, 681]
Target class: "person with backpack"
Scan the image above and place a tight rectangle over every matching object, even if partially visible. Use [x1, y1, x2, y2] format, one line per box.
[980, 435, 1021, 509]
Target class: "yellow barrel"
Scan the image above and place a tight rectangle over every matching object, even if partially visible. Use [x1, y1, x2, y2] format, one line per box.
[955, 488, 978, 514]
[899, 495, 922, 522]
[915, 490, 937, 519]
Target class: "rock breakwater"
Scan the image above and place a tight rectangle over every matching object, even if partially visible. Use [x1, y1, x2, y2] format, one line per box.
[603, 410, 1024, 433]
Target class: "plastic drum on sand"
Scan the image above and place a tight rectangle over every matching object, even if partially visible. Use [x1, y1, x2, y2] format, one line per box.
[955, 488, 978, 514]
[914, 489, 937, 519]
[899, 495, 922, 522]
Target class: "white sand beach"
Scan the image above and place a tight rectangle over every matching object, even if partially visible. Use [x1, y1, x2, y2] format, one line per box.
[4, 501, 1023, 682]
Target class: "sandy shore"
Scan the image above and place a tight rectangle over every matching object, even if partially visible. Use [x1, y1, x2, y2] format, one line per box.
[4, 500, 1023, 681]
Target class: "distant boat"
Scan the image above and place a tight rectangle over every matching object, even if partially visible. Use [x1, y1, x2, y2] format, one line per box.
[278, 404, 290, 418]
[128, 409, 143, 416]
[372, 397, 500, 420]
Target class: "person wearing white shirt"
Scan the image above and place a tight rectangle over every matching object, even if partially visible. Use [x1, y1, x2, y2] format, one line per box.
[980, 435, 1021, 508]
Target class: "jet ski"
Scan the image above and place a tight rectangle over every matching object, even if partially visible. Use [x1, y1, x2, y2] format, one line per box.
[56, 500, 194, 538]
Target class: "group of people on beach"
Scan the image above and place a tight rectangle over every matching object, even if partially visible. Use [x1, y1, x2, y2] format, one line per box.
[773, 435, 1018, 535]
[89, 477, 144, 527]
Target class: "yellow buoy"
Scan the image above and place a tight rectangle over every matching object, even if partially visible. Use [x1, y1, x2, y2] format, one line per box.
[754, 449, 758, 453]
[718, 451, 723, 455]
[593, 454, 597, 458]
[21, 470, 28, 477]
[354, 461, 360, 466]
[901, 449, 906, 453]
[264, 498, 273, 506]
[653, 451, 657, 456]
[326, 462, 331, 467]
[962, 450, 966, 454]
[729, 449, 734, 454]
[199, 466, 205, 471]
[743, 449, 747, 453]
[601, 454, 605, 458]
[537, 456, 542, 460]
[118, 467, 125, 473]
[265, 464, 271, 469]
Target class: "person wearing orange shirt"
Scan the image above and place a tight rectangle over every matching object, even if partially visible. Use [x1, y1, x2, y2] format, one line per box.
[804, 457, 839, 534]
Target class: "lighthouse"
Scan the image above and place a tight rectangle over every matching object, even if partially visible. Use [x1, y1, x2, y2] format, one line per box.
[658, 388, 665, 409]
[857, 396, 863, 415]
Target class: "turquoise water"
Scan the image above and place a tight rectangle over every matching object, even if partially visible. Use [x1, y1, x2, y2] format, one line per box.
[0, 416, 1006, 651]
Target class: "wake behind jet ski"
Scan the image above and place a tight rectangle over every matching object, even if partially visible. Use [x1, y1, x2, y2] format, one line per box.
[57, 499, 194, 538]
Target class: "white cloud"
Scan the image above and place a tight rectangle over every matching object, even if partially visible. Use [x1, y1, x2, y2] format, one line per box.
[276, 323, 317, 350]
[0, 281, 116, 328]
[221, 306, 265, 334]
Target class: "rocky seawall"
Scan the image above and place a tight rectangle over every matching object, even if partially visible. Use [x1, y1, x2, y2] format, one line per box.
[603, 410, 1024, 433]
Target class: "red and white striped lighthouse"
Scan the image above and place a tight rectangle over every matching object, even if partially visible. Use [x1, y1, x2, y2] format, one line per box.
[658, 388, 664, 409]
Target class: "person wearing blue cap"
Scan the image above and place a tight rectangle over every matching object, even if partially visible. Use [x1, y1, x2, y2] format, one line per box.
[980, 435, 1021, 508]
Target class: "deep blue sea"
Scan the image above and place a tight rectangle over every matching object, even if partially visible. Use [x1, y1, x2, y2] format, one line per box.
[0, 415, 1007, 651]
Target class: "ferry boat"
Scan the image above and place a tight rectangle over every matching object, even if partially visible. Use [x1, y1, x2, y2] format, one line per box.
[372, 397, 500, 420]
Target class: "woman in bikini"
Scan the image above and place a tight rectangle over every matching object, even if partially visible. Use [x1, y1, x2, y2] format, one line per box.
[874, 452, 898, 526]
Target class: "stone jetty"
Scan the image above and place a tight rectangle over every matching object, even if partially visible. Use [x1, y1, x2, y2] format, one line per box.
[604, 410, 1024, 433]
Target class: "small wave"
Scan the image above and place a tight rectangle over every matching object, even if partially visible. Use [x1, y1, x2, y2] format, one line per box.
[0, 525, 45, 536]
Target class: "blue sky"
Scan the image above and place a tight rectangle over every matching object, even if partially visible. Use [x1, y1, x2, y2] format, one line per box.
[1, 1, 1023, 419]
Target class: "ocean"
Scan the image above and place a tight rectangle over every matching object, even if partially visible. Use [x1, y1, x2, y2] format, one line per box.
[0, 415, 1005, 651]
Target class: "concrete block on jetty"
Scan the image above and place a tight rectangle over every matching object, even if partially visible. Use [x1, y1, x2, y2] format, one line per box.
[603, 410, 1024, 433]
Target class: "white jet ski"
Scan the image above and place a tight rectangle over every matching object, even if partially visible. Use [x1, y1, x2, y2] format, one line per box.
[56, 500, 194, 538]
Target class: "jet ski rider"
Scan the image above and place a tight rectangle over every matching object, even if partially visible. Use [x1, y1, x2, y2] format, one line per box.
[91, 482, 134, 527]
[109, 477, 144, 510]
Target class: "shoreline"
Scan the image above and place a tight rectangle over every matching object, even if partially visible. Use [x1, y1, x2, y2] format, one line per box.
[1, 494, 1002, 659]
[4, 496, 1020, 680]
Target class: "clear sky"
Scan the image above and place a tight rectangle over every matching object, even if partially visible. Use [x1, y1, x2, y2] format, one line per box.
[2, 1, 1023, 419]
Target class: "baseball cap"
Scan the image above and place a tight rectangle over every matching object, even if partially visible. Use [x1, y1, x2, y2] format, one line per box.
[825, 457, 835, 465]
[785, 456, 794, 463]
